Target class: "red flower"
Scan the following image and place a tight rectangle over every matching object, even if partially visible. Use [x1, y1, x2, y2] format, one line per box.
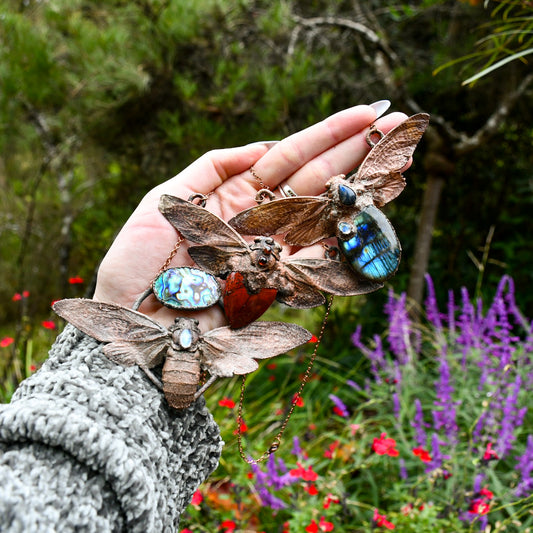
[308, 335, 319, 343]
[372, 433, 399, 457]
[323, 493, 340, 509]
[218, 397, 235, 409]
[373, 509, 395, 529]
[305, 521, 318, 533]
[30, 364, 36, 372]
[304, 483, 318, 495]
[180, 529, 194, 533]
[282, 522, 290, 533]
[0, 337, 14, 348]
[12, 291, 29, 301]
[332, 406, 346, 417]
[191, 490, 203, 505]
[247, 471, 254, 479]
[266, 363, 277, 369]
[469, 499, 490, 515]
[292, 393, 304, 407]
[319, 517, 334, 532]
[219, 519, 237, 531]
[290, 462, 318, 481]
[68, 276, 84, 284]
[42, 321, 56, 330]
[482, 442, 499, 462]
[233, 420, 248, 434]
[479, 487, 493, 500]
[305, 517, 334, 532]
[323, 440, 340, 459]
[412, 447, 432, 463]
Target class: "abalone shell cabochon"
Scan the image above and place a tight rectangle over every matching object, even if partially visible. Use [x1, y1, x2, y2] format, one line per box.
[152, 267, 221, 310]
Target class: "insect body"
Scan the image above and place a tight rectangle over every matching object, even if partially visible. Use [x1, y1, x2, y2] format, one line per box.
[53, 298, 312, 409]
[158, 194, 382, 327]
[229, 113, 429, 282]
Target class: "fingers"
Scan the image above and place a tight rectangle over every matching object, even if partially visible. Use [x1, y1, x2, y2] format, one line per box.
[279, 112, 408, 196]
[245, 105, 374, 191]
[148, 143, 273, 201]
[145, 105, 407, 205]
[248, 108, 409, 198]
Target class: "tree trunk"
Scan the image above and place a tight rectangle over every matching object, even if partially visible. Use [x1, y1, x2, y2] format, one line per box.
[407, 128, 455, 316]
[407, 174, 445, 315]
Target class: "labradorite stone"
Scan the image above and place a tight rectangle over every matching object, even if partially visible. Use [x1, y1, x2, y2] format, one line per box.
[338, 205, 401, 282]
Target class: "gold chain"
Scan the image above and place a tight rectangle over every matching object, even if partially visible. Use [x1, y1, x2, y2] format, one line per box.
[236, 296, 334, 464]
[250, 166, 270, 190]
[156, 237, 184, 278]
[155, 191, 212, 279]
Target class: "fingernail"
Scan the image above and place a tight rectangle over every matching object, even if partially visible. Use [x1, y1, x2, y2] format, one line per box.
[369, 100, 391, 119]
[247, 140, 279, 149]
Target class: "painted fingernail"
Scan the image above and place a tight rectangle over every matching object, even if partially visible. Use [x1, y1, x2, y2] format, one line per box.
[369, 100, 391, 119]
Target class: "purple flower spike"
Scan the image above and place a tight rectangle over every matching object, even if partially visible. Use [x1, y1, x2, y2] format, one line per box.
[515, 435, 533, 498]
[250, 454, 299, 510]
[346, 379, 361, 391]
[329, 394, 349, 417]
[425, 433, 450, 473]
[292, 436, 302, 458]
[432, 354, 459, 444]
[384, 289, 412, 364]
[412, 398, 429, 448]
[425, 274, 443, 330]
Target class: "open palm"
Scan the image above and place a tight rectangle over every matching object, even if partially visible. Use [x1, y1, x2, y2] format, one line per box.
[93, 105, 407, 330]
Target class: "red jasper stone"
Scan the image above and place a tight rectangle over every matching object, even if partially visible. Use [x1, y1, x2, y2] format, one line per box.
[223, 272, 277, 329]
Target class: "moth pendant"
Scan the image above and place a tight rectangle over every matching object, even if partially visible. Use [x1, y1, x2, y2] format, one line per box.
[53, 298, 312, 409]
[229, 113, 430, 282]
[158, 195, 382, 328]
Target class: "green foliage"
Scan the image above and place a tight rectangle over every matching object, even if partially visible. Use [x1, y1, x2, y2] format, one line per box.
[442, 0, 533, 84]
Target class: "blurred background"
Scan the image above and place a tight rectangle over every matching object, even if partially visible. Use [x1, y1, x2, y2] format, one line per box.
[1, 0, 532, 383]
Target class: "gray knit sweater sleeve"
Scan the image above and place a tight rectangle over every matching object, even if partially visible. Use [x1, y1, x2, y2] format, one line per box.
[0, 324, 223, 532]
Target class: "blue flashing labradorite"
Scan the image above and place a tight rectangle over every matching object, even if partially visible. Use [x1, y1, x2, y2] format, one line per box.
[153, 267, 221, 310]
[338, 184, 357, 206]
[338, 205, 401, 282]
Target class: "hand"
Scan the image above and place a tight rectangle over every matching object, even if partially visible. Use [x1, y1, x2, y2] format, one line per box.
[93, 104, 408, 330]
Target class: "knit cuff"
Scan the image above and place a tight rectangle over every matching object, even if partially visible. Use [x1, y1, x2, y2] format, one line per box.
[0, 324, 223, 532]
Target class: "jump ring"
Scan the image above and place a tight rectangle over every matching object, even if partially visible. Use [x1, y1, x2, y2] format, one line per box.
[255, 189, 276, 204]
[188, 193, 208, 207]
